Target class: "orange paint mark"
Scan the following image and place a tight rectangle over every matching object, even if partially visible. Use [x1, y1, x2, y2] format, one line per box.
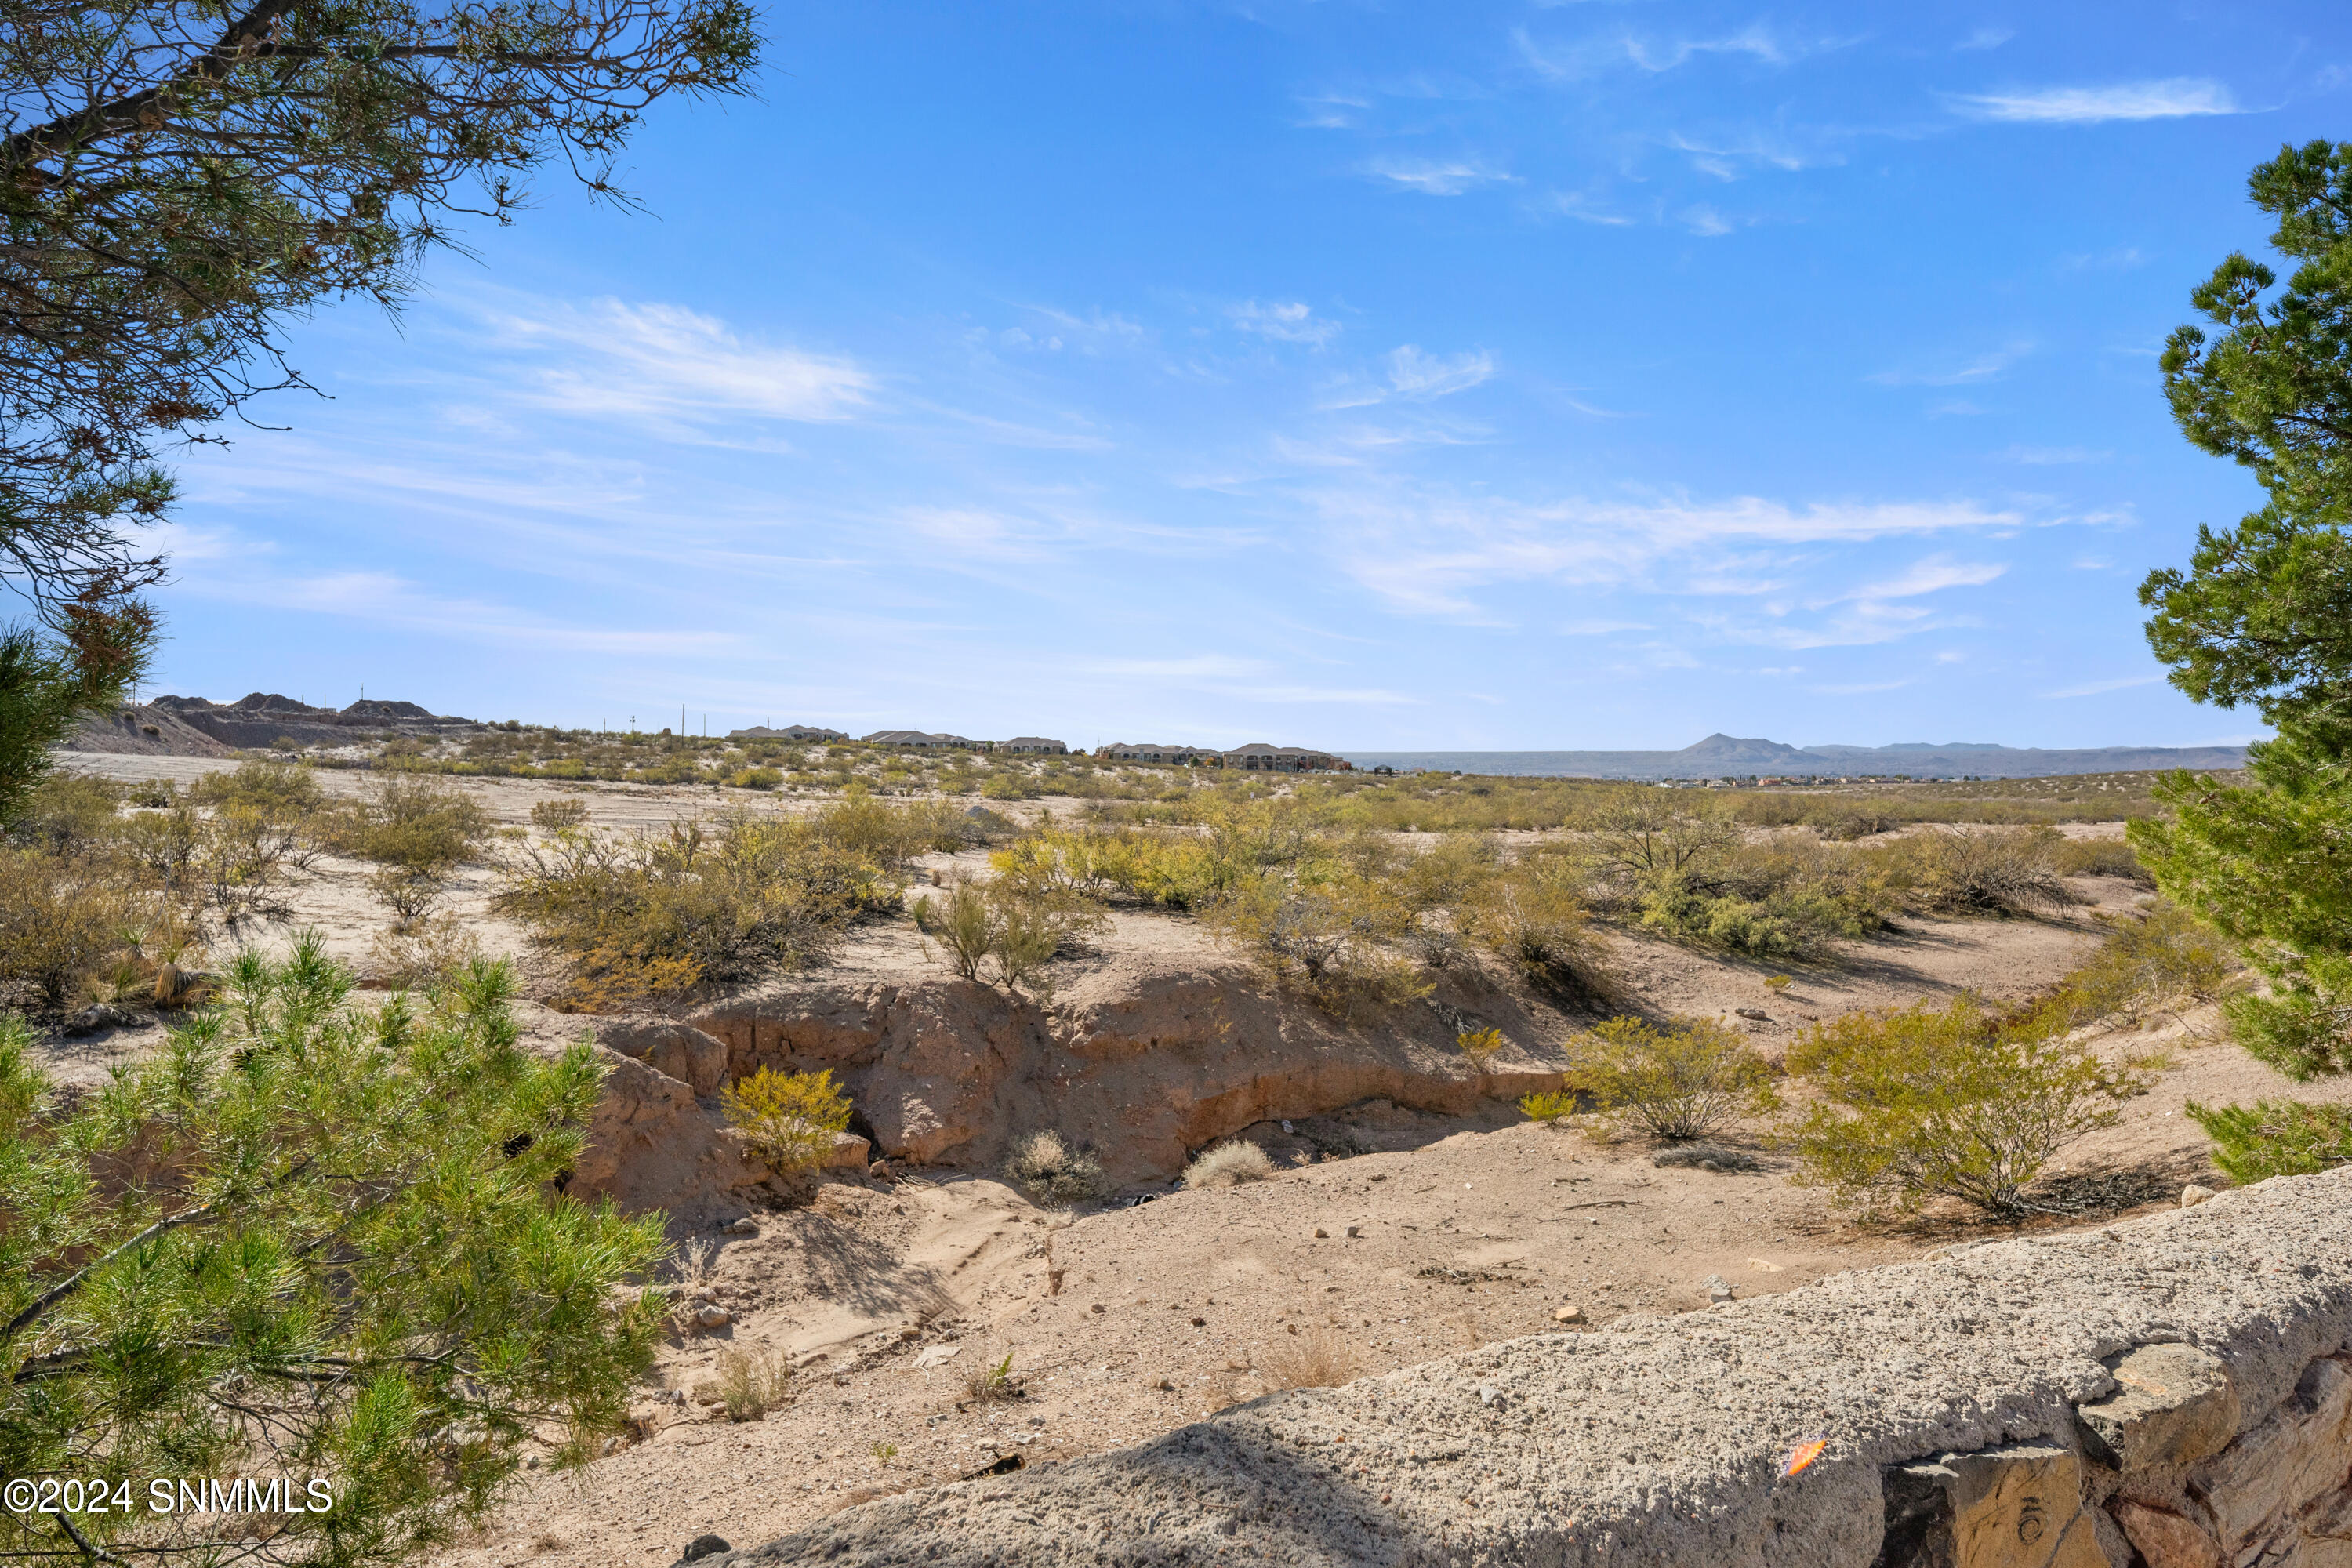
[1782, 1438, 1828, 1479]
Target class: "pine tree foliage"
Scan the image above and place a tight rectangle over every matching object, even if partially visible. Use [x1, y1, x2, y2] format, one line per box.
[0, 0, 758, 647]
[2134, 140, 2352, 1097]
[0, 935, 667, 1566]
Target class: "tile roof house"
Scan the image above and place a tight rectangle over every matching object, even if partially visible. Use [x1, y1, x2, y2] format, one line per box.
[1096, 742, 1218, 764]
[1221, 743, 1345, 772]
[998, 737, 1067, 753]
[728, 724, 848, 742]
[862, 730, 977, 747]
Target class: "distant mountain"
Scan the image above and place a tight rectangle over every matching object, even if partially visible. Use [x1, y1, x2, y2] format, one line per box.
[1340, 735, 2250, 781]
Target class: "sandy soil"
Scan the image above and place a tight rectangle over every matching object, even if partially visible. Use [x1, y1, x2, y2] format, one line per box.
[47, 756, 2351, 1568]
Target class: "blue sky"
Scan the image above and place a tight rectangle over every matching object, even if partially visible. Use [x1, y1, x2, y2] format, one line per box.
[148, 2, 2346, 750]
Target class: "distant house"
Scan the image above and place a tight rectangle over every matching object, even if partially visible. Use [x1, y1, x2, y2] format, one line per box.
[1221, 742, 1345, 773]
[861, 730, 978, 748]
[728, 724, 847, 742]
[1096, 742, 1218, 764]
[998, 736, 1067, 754]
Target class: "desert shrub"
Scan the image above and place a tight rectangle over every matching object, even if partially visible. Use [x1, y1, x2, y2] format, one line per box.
[713, 1345, 793, 1421]
[720, 1066, 854, 1175]
[2049, 903, 2238, 1029]
[2051, 836, 2152, 884]
[2187, 1099, 2352, 1185]
[1203, 868, 1428, 1014]
[1518, 1089, 1577, 1124]
[1786, 996, 2144, 1215]
[1571, 1015, 1778, 1142]
[1260, 1325, 1360, 1389]
[193, 757, 324, 818]
[366, 913, 485, 991]
[1456, 1026, 1507, 1075]
[1004, 1130, 1109, 1206]
[728, 767, 782, 790]
[0, 848, 132, 1009]
[1184, 1139, 1275, 1188]
[816, 784, 963, 866]
[1653, 1143, 1759, 1172]
[332, 771, 492, 924]
[8, 772, 122, 854]
[529, 796, 589, 830]
[1863, 827, 2072, 916]
[499, 815, 891, 1010]
[1458, 851, 1603, 985]
[913, 876, 1104, 997]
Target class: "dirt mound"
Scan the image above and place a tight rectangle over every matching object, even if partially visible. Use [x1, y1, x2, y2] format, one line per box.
[61, 702, 238, 757]
[143, 692, 483, 750]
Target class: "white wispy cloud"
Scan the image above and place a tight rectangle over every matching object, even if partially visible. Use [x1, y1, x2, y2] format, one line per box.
[187, 565, 744, 655]
[1519, 22, 1847, 80]
[1682, 205, 1736, 237]
[1363, 158, 1516, 195]
[481, 297, 874, 427]
[1316, 488, 2033, 620]
[1229, 299, 1342, 347]
[1666, 130, 1820, 179]
[1319, 346, 1496, 409]
[1294, 93, 1370, 130]
[1951, 78, 2241, 124]
[1869, 341, 2034, 387]
[1955, 27, 2013, 52]
[1838, 556, 2008, 602]
[2042, 673, 2164, 699]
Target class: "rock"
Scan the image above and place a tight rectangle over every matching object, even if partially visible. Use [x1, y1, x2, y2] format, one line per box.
[869, 1159, 892, 1180]
[599, 1021, 731, 1096]
[1553, 1305, 1586, 1323]
[1089, 1303, 1105, 1315]
[721, 1216, 759, 1236]
[1734, 1008, 1771, 1022]
[564, 1049, 772, 1232]
[2076, 1343, 2241, 1472]
[2189, 1356, 2352, 1548]
[2181, 1184, 2217, 1208]
[1703, 1275, 1735, 1304]
[2108, 1500, 2221, 1568]
[63, 1003, 134, 1036]
[1344, 1225, 1362, 1239]
[821, 1130, 873, 1171]
[1312, 1228, 1328, 1240]
[910, 1345, 962, 1370]
[1655, 1145, 1759, 1173]
[1892, 1443, 2106, 1568]
[695, 1305, 731, 1329]
[677, 1534, 732, 1565]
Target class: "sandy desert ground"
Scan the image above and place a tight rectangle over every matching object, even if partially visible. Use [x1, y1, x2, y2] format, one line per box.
[43, 754, 2352, 1568]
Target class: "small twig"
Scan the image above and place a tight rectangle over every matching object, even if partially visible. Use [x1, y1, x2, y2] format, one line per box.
[1559, 1200, 1632, 1212]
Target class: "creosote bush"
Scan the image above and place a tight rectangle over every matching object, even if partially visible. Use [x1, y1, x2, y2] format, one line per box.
[1003, 1130, 1109, 1206]
[1183, 1140, 1275, 1188]
[1518, 1088, 1577, 1124]
[1786, 995, 2145, 1217]
[913, 874, 1104, 999]
[499, 811, 902, 1011]
[330, 771, 490, 924]
[719, 1066, 854, 1176]
[1570, 1015, 1778, 1143]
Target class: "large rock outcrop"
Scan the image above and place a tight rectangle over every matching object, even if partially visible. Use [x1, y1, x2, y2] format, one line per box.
[686, 965, 1570, 1182]
[725, 1168, 2352, 1567]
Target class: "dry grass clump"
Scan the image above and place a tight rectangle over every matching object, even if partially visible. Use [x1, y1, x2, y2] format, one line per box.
[1003, 1130, 1109, 1206]
[963, 1347, 1018, 1404]
[1570, 1015, 1779, 1144]
[2050, 836, 2152, 884]
[1260, 1325, 1360, 1390]
[1183, 1140, 1274, 1189]
[713, 1346, 793, 1422]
